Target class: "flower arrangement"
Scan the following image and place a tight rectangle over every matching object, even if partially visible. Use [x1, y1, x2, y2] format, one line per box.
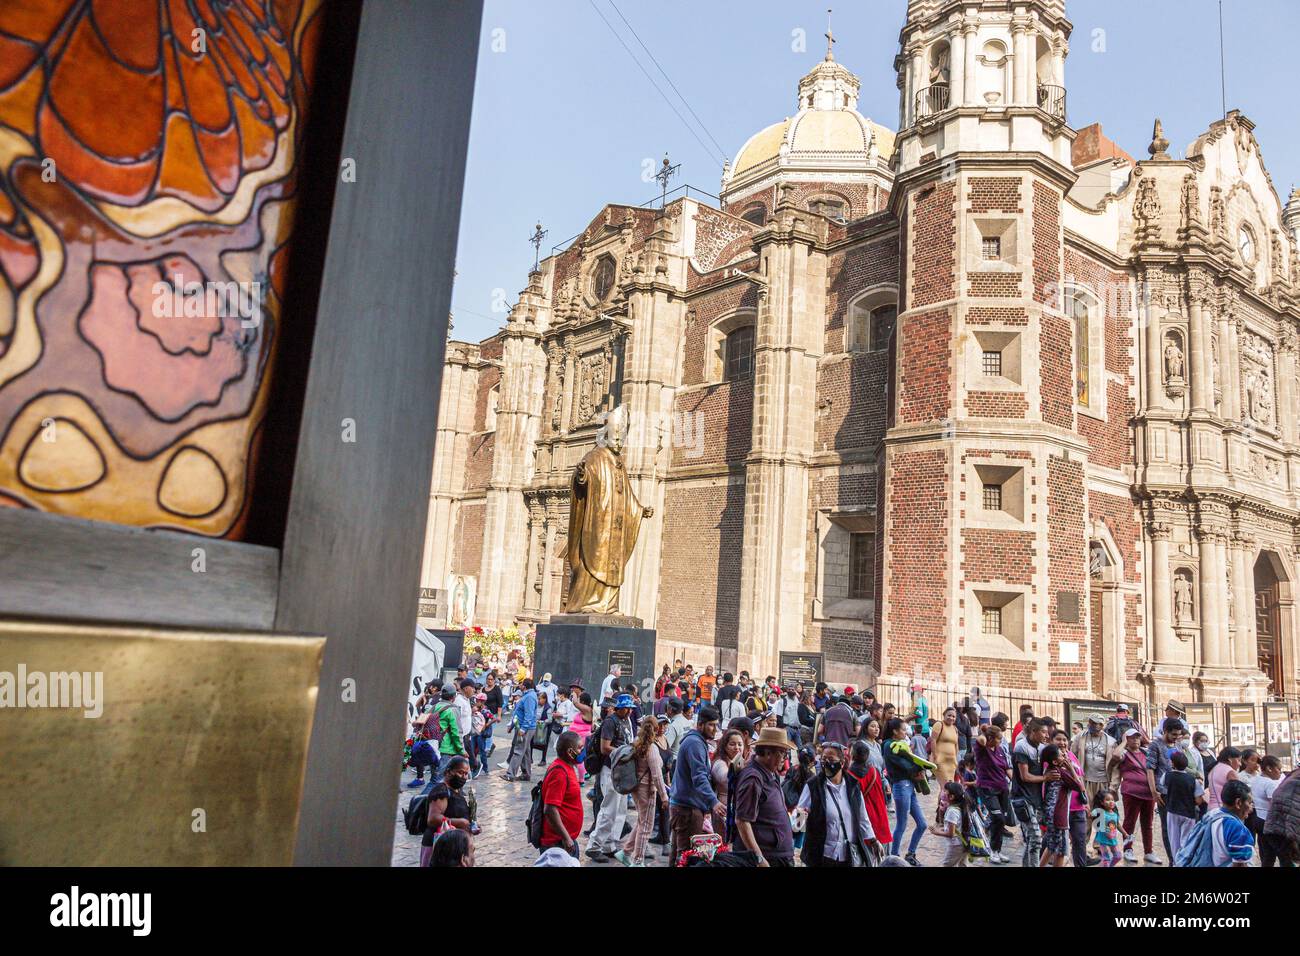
[463, 623, 536, 667]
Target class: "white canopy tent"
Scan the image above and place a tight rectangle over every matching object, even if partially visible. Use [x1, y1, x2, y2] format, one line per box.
[406, 626, 445, 720]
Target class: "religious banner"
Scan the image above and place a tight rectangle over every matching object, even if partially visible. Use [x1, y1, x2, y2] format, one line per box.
[1183, 703, 1217, 747]
[1226, 703, 1257, 748]
[446, 574, 476, 628]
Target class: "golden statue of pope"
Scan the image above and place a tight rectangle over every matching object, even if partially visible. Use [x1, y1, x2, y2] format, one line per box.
[562, 405, 653, 614]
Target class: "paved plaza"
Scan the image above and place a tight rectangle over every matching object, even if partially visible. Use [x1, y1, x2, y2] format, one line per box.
[392, 732, 1172, 868]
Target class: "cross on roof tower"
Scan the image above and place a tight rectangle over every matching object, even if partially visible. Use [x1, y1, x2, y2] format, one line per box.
[825, 8, 835, 62]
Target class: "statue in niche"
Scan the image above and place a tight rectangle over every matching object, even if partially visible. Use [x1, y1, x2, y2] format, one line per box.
[1181, 174, 1201, 228]
[1209, 186, 1226, 239]
[1164, 335, 1185, 381]
[1173, 571, 1195, 625]
[1226, 566, 1235, 624]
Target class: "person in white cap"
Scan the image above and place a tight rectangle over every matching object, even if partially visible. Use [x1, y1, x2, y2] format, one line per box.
[536, 673, 560, 714]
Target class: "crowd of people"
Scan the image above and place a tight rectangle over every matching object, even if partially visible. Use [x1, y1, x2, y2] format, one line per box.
[403, 653, 1300, 869]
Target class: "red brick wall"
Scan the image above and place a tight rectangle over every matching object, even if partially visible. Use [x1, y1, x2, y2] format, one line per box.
[682, 283, 759, 385]
[1032, 181, 1062, 305]
[453, 500, 485, 578]
[816, 354, 888, 450]
[910, 182, 955, 308]
[960, 528, 1036, 583]
[969, 177, 1023, 214]
[968, 272, 1021, 297]
[968, 390, 1029, 418]
[1047, 454, 1089, 689]
[1040, 310, 1075, 430]
[671, 381, 753, 467]
[967, 306, 1029, 326]
[885, 449, 949, 674]
[657, 480, 745, 653]
[898, 309, 951, 423]
[959, 655, 1036, 688]
[826, 239, 899, 354]
[464, 433, 495, 493]
[816, 625, 875, 669]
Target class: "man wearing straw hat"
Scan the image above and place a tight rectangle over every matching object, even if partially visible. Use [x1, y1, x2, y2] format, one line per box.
[733, 725, 797, 867]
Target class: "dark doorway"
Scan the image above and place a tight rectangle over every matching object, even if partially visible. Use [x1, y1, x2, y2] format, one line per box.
[1254, 554, 1283, 694]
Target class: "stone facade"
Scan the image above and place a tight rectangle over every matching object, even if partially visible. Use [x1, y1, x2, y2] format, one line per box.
[425, 0, 1300, 705]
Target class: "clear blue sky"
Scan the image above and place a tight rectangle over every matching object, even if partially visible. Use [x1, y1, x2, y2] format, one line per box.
[450, 0, 1299, 343]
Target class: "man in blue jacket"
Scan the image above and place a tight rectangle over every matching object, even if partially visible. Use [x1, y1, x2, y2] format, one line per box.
[668, 705, 724, 861]
[503, 678, 538, 782]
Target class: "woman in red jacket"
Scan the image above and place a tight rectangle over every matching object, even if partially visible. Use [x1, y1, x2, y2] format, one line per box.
[847, 739, 892, 856]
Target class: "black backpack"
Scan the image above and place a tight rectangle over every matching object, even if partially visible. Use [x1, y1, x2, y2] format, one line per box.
[525, 764, 563, 849]
[403, 792, 429, 836]
[584, 718, 604, 776]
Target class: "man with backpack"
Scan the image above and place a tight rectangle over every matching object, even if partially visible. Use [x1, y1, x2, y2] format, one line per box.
[422, 686, 465, 784]
[502, 678, 538, 782]
[529, 730, 584, 860]
[586, 693, 637, 861]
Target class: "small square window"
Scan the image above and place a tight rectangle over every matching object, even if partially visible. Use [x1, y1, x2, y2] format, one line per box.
[981, 606, 1002, 635]
[982, 236, 1001, 260]
[982, 482, 1002, 511]
[982, 349, 1002, 377]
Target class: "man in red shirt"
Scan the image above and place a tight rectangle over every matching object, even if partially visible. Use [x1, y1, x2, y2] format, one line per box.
[540, 731, 584, 859]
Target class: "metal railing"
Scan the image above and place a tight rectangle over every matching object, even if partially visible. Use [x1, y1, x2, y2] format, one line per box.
[1037, 83, 1066, 120]
[914, 82, 950, 120]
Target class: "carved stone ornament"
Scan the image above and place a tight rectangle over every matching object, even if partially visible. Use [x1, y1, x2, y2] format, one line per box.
[1209, 186, 1227, 240]
[1240, 330, 1276, 430]
[1134, 177, 1163, 241]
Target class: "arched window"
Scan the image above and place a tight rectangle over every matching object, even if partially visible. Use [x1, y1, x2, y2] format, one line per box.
[846, 288, 898, 353]
[740, 205, 766, 226]
[724, 325, 755, 381]
[592, 255, 616, 301]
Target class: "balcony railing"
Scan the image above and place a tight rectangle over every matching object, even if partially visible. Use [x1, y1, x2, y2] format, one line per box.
[1037, 83, 1066, 120]
[914, 82, 950, 120]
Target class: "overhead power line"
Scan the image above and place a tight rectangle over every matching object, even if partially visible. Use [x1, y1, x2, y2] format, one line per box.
[585, 0, 729, 168]
[606, 0, 729, 161]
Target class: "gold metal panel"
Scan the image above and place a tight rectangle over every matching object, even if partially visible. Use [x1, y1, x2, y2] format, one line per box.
[0, 619, 324, 865]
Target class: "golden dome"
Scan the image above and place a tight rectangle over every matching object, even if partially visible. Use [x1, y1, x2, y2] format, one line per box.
[733, 119, 790, 176]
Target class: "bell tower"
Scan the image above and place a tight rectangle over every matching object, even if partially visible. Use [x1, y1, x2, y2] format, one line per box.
[879, 1, 1092, 694]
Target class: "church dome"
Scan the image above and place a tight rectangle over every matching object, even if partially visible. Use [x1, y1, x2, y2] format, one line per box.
[732, 119, 790, 176]
[721, 46, 895, 202]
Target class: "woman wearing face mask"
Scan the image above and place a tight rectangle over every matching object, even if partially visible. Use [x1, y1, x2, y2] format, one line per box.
[794, 742, 879, 866]
[711, 729, 746, 840]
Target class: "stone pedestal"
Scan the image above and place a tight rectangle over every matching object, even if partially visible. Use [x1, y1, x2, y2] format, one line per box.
[535, 615, 657, 704]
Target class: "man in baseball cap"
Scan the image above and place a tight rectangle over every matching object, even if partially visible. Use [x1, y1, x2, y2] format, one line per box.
[587, 692, 637, 861]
